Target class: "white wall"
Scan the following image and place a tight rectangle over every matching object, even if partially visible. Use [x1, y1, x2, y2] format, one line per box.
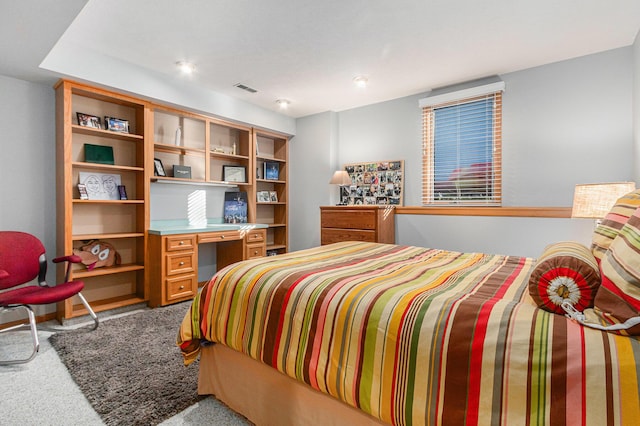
[289, 111, 338, 251]
[0, 75, 57, 317]
[289, 47, 635, 257]
[634, 30, 640, 182]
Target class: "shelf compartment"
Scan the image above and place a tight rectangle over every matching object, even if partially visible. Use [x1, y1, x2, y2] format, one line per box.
[71, 124, 144, 141]
[154, 110, 206, 150]
[72, 263, 145, 279]
[72, 162, 144, 173]
[210, 121, 251, 156]
[153, 150, 205, 181]
[69, 294, 147, 318]
[72, 232, 144, 241]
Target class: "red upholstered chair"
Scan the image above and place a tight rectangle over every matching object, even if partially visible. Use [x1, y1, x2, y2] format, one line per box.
[0, 231, 98, 365]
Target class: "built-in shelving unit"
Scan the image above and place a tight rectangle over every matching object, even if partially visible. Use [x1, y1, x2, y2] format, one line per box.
[55, 79, 290, 319]
[55, 80, 150, 321]
[254, 130, 289, 254]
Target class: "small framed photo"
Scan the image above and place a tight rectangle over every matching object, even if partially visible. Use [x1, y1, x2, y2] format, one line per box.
[257, 191, 270, 202]
[223, 165, 247, 183]
[173, 165, 192, 179]
[118, 185, 128, 200]
[104, 116, 130, 133]
[269, 191, 278, 202]
[154, 158, 166, 177]
[264, 162, 280, 180]
[77, 112, 102, 129]
[77, 183, 89, 200]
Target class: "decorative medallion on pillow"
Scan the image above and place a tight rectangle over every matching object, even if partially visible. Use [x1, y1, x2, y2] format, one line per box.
[591, 189, 640, 263]
[588, 208, 640, 335]
[528, 241, 600, 314]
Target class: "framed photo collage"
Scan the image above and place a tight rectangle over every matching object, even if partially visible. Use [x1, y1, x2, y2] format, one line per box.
[340, 160, 404, 206]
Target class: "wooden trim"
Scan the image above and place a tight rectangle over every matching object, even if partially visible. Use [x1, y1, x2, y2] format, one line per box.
[396, 206, 572, 218]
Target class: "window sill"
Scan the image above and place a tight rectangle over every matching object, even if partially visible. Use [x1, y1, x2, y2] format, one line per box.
[396, 206, 572, 218]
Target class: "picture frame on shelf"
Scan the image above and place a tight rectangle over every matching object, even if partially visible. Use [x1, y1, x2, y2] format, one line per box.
[78, 171, 122, 200]
[104, 116, 130, 133]
[257, 191, 270, 202]
[222, 165, 246, 183]
[173, 165, 192, 179]
[224, 192, 248, 224]
[269, 191, 278, 202]
[118, 185, 128, 200]
[154, 158, 166, 177]
[77, 183, 89, 200]
[76, 112, 101, 129]
[84, 143, 114, 165]
[264, 161, 280, 180]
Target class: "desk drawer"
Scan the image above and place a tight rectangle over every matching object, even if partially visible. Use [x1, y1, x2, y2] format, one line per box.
[246, 229, 266, 243]
[165, 235, 196, 251]
[246, 244, 266, 259]
[166, 251, 195, 276]
[166, 274, 197, 302]
[198, 231, 242, 243]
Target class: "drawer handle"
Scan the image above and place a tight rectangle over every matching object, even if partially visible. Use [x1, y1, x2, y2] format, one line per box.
[254, 250, 259, 255]
[221, 235, 225, 239]
[179, 241, 185, 245]
[179, 261, 185, 266]
[179, 285, 185, 290]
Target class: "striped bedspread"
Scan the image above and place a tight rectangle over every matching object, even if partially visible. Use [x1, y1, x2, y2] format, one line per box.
[178, 242, 640, 425]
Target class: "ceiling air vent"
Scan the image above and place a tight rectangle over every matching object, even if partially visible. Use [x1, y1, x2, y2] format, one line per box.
[234, 83, 258, 93]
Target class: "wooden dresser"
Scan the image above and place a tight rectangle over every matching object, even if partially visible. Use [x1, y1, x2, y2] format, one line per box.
[320, 206, 395, 245]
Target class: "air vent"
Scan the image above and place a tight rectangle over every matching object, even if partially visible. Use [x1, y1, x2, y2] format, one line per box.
[234, 83, 258, 93]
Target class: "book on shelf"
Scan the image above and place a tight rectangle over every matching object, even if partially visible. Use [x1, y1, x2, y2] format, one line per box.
[264, 161, 280, 180]
[224, 191, 248, 223]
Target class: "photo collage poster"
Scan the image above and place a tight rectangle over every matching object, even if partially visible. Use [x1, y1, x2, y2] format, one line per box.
[340, 160, 404, 206]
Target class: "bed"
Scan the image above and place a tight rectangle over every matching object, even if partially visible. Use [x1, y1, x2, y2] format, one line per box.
[178, 195, 640, 425]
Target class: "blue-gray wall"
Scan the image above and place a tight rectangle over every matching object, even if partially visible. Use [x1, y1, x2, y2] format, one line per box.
[290, 47, 635, 257]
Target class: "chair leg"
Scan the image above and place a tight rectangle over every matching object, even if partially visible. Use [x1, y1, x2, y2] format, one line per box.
[0, 305, 39, 365]
[76, 292, 99, 330]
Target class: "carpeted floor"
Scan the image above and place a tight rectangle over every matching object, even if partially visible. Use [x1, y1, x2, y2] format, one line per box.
[48, 302, 223, 425]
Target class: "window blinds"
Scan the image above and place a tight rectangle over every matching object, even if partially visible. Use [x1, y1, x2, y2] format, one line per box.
[422, 92, 502, 205]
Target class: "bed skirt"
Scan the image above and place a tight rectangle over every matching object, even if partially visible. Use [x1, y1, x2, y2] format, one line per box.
[198, 343, 387, 426]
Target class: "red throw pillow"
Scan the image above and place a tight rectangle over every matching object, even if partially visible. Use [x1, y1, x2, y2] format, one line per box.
[529, 242, 600, 314]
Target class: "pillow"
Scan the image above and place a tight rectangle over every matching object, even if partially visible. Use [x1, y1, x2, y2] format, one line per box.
[528, 241, 600, 314]
[591, 189, 640, 263]
[588, 208, 640, 335]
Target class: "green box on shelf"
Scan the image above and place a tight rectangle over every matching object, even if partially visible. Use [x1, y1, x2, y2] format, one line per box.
[84, 144, 114, 165]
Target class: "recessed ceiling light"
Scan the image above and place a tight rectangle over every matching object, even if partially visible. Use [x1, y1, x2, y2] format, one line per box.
[276, 99, 290, 109]
[353, 75, 368, 88]
[176, 61, 196, 74]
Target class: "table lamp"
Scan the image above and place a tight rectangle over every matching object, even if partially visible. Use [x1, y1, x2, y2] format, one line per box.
[329, 170, 351, 205]
[571, 182, 636, 226]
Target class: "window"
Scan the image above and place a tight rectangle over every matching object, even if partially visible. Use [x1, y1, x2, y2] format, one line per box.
[420, 82, 503, 205]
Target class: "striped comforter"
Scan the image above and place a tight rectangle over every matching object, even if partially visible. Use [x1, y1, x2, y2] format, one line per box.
[178, 242, 640, 425]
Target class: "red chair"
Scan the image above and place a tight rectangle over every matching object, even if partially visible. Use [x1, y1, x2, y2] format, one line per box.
[0, 231, 98, 365]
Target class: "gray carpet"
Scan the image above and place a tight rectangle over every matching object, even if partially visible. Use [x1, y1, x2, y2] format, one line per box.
[49, 302, 207, 426]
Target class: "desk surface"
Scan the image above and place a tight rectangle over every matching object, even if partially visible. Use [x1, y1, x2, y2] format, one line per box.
[148, 220, 268, 236]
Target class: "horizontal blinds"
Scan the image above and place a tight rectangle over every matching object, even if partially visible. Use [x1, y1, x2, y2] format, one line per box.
[422, 92, 502, 205]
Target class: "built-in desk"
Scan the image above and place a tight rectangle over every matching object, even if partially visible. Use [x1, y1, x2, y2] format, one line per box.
[147, 221, 268, 307]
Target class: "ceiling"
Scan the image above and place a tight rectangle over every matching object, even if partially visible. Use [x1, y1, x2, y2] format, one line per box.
[2, 0, 640, 118]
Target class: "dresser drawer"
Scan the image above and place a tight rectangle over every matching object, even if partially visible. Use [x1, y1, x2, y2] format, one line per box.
[246, 229, 266, 243]
[321, 210, 377, 230]
[321, 228, 376, 245]
[166, 251, 195, 276]
[166, 274, 197, 302]
[246, 244, 266, 259]
[165, 235, 196, 252]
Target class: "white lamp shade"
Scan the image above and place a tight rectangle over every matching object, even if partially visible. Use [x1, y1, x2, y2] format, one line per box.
[329, 170, 351, 185]
[571, 182, 636, 218]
